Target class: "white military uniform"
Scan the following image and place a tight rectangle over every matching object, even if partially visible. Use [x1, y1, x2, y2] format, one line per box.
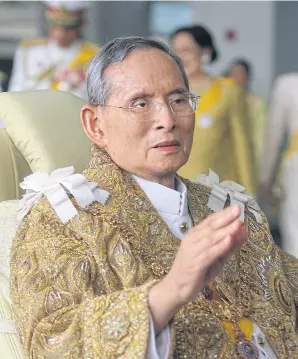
[8, 1, 98, 101]
[260, 74, 298, 258]
[8, 38, 94, 100]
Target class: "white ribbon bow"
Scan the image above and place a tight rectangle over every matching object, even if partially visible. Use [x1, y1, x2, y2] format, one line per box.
[194, 169, 262, 224]
[19, 166, 109, 223]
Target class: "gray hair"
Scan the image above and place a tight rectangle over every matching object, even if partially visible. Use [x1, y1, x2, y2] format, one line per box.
[86, 36, 189, 106]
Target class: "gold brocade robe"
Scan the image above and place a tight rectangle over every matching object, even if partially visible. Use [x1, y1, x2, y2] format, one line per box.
[178, 78, 256, 194]
[10, 146, 298, 358]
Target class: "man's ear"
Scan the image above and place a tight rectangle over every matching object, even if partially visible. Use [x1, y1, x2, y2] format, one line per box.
[80, 105, 107, 148]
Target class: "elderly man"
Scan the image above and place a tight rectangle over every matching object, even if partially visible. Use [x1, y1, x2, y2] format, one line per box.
[10, 37, 298, 359]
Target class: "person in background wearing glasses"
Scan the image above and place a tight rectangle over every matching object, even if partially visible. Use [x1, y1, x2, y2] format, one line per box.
[8, 1, 98, 100]
[11, 37, 298, 359]
[171, 26, 255, 195]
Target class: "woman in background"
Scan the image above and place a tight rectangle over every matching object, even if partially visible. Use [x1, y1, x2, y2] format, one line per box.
[229, 59, 267, 170]
[171, 26, 256, 194]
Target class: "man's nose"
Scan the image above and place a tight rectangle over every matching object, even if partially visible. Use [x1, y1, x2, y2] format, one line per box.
[153, 103, 176, 131]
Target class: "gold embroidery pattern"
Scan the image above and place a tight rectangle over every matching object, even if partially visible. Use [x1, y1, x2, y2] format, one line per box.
[10, 145, 298, 358]
[10, 194, 156, 358]
[280, 250, 298, 307]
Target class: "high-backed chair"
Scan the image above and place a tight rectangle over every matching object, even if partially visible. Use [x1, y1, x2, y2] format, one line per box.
[0, 130, 31, 201]
[0, 90, 91, 201]
[0, 90, 91, 358]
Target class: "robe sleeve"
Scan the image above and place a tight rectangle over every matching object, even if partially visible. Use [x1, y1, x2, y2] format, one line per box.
[10, 200, 159, 358]
[147, 315, 171, 359]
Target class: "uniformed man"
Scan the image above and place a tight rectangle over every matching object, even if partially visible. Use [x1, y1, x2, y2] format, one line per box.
[8, 1, 99, 100]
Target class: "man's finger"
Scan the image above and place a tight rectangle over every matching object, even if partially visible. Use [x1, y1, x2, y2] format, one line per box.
[192, 205, 241, 233]
[198, 234, 238, 269]
[202, 229, 247, 269]
[206, 219, 242, 246]
[191, 218, 242, 249]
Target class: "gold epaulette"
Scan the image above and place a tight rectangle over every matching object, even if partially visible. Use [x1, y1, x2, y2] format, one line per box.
[20, 38, 49, 48]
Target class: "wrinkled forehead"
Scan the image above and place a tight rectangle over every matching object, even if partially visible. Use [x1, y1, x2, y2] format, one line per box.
[104, 48, 187, 101]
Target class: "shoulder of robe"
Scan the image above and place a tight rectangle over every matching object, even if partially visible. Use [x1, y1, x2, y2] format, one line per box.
[19, 198, 59, 244]
[17, 166, 109, 228]
[185, 170, 264, 226]
[182, 176, 211, 195]
[19, 37, 49, 48]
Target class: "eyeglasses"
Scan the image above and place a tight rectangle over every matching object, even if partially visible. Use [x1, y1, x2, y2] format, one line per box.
[98, 93, 199, 121]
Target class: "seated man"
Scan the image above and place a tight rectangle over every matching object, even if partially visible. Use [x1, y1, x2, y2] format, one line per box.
[10, 36, 298, 358]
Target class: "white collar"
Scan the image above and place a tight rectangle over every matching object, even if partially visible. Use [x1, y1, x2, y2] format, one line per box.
[133, 175, 188, 216]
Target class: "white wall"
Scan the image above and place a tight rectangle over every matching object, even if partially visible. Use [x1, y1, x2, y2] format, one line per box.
[191, 1, 275, 100]
[275, 1, 298, 77]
